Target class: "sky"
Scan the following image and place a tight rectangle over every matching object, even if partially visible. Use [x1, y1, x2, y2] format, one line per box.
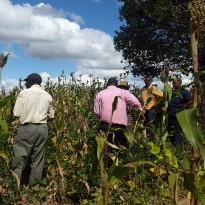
[1, 0, 141, 90]
[0, 0, 192, 91]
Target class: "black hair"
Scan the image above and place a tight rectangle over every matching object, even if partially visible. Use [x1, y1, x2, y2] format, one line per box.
[107, 78, 118, 86]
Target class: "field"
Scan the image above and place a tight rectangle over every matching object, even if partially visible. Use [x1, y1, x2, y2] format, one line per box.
[0, 74, 205, 205]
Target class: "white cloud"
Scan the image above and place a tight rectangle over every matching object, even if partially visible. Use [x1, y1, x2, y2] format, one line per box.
[1, 78, 19, 91]
[67, 12, 85, 25]
[0, 0, 125, 78]
[31, 3, 66, 18]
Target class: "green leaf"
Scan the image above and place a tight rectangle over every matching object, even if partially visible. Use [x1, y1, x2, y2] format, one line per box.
[0, 95, 15, 109]
[148, 142, 160, 155]
[0, 120, 8, 133]
[108, 166, 131, 186]
[108, 160, 157, 186]
[168, 172, 179, 205]
[0, 151, 9, 164]
[177, 108, 205, 160]
[95, 137, 106, 160]
[39, 189, 47, 199]
[164, 83, 172, 106]
[124, 161, 157, 169]
[164, 148, 178, 168]
[178, 156, 190, 172]
[198, 173, 205, 191]
[183, 172, 205, 204]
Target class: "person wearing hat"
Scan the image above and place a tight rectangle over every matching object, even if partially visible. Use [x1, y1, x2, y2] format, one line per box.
[118, 81, 134, 127]
[94, 77, 144, 150]
[118, 81, 129, 90]
[167, 78, 192, 146]
[12, 73, 55, 184]
[141, 76, 163, 135]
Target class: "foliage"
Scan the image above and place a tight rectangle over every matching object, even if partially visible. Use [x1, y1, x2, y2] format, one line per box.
[114, 0, 205, 77]
[0, 76, 173, 204]
[0, 74, 205, 204]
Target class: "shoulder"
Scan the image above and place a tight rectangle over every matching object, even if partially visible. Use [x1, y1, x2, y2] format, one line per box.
[141, 86, 146, 91]
[151, 85, 158, 90]
[181, 89, 190, 95]
[182, 88, 191, 97]
[18, 89, 27, 97]
[123, 89, 136, 97]
[43, 89, 53, 99]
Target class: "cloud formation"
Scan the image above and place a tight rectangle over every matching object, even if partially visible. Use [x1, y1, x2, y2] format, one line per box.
[0, 0, 125, 80]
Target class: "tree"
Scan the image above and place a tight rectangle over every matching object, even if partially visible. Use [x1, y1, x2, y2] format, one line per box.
[114, 0, 204, 78]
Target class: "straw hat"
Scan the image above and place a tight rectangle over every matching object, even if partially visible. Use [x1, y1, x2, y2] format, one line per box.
[118, 81, 129, 90]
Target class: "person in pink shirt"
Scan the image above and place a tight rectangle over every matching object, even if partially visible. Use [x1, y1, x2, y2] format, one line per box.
[94, 78, 143, 148]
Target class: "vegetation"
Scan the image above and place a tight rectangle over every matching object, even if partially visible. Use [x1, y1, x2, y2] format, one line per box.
[114, 0, 205, 77]
[0, 0, 205, 204]
[0, 72, 204, 204]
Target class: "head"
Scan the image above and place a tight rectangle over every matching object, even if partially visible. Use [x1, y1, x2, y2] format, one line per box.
[172, 78, 182, 89]
[118, 81, 129, 90]
[144, 76, 152, 87]
[107, 77, 118, 87]
[23, 73, 42, 88]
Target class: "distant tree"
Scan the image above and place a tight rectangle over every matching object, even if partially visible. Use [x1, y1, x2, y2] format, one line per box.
[114, 0, 204, 78]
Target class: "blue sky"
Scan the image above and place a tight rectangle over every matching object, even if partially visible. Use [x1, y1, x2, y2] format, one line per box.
[1, 0, 132, 89]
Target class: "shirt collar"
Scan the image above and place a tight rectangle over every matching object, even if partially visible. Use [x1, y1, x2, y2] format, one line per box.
[30, 84, 41, 88]
[107, 85, 117, 89]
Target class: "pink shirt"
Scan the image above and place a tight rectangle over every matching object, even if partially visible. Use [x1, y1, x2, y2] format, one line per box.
[94, 86, 143, 126]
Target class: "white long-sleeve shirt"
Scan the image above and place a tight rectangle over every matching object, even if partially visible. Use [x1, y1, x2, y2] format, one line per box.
[13, 84, 55, 124]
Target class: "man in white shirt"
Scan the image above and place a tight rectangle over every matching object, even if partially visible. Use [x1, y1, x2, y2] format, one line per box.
[12, 73, 55, 184]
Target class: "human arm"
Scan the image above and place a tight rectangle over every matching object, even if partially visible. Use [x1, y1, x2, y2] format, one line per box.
[47, 95, 55, 120]
[124, 91, 145, 121]
[13, 91, 24, 118]
[152, 86, 164, 107]
[124, 90, 143, 112]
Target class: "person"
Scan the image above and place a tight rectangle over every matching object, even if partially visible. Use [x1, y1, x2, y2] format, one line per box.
[118, 81, 133, 127]
[94, 78, 143, 149]
[118, 80, 130, 90]
[167, 78, 192, 146]
[141, 76, 163, 129]
[12, 73, 55, 184]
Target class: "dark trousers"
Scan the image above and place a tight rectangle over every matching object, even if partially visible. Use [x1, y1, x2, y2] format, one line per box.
[168, 113, 184, 146]
[144, 107, 157, 137]
[99, 121, 128, 148]
[144, 107, 157, 125]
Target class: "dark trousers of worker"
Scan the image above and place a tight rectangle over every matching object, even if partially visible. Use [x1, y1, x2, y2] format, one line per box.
[12, 124, 48, 184]
[144, 107, 156, 136]
[99, 121, 128, 148]
[168, 113, 184, 146]
[144, 107, 156, 125]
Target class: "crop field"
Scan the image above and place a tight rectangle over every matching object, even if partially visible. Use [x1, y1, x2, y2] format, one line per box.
[0, 74, 205, 205]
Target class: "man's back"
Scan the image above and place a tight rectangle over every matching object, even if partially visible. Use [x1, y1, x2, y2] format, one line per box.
[13, 84, 54, 124]
[94, 85, 142, 126]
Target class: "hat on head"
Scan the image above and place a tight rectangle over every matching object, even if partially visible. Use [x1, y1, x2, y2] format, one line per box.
[118, 81, 129, 90]
[23, 73, 42, 85]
